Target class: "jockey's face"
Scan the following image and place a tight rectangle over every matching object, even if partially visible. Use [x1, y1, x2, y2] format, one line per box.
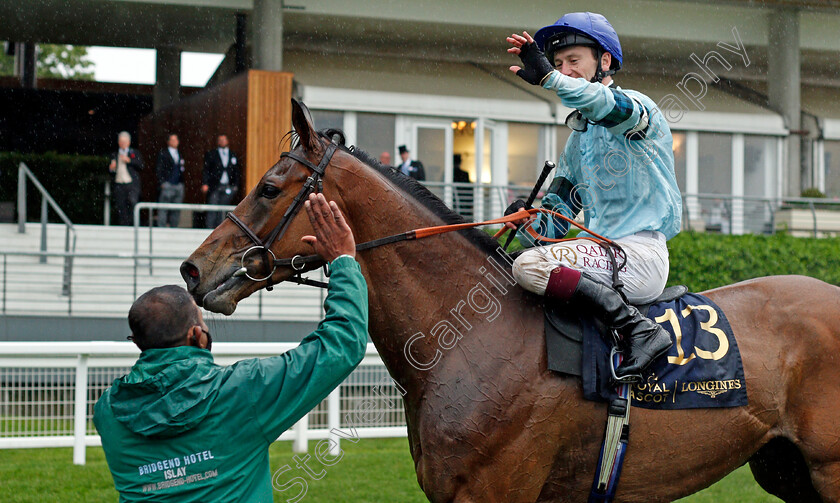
[553, 46, 612, 83]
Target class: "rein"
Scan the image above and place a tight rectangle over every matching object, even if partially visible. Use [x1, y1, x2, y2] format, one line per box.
[224, 140, 625, 292]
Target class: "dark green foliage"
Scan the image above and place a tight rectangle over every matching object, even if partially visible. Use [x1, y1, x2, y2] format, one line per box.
[667, 231, 840, 291]
[800, 187, 826, 199]
[0, 151, 109, 225]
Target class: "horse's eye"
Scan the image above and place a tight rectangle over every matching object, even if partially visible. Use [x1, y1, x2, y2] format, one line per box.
[260, 184, 281, 199]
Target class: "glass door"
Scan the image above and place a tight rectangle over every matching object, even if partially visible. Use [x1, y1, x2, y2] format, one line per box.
[396, 117, 454, 206]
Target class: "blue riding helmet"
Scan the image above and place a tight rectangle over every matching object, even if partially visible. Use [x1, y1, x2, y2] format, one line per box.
[534, 12, 623, 72]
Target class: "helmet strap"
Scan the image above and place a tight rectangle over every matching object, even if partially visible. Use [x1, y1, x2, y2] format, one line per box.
[591, 48, 617, 84]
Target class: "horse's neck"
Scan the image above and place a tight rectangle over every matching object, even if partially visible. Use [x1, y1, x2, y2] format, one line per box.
[342, 184, 530, 398]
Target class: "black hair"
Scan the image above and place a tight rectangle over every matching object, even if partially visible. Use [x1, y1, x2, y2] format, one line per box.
[128, 285, 200, 351]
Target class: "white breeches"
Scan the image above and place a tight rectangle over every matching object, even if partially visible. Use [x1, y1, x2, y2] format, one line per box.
[512, 231, 670, 304]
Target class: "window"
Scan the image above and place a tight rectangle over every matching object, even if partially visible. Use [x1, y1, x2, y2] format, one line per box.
[697, 132, 732, 233]
[507, 123, 539, 186]
[744, 135, 778, 233]
[825, 140, 840, 198]
[309, 110, 343, 132]
[356, 113, 395, 164]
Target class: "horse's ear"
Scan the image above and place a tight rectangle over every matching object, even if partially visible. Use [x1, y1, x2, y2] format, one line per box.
[291, 98, 319, 151]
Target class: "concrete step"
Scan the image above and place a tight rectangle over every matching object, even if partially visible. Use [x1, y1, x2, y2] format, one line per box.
[0, 223, 326, 321]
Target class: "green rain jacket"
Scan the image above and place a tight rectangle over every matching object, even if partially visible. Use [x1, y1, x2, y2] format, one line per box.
[94, 256, 368, 502]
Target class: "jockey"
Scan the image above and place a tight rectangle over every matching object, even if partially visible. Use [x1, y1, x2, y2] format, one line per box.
[505, 12, 682, 380]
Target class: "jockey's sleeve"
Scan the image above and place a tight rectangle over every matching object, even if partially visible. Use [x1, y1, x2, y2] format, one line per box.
[542, 70, 650, 138]
[240, 255, 369, 442]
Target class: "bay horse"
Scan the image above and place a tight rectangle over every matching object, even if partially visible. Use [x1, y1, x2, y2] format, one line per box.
[181, 100, 840, 502]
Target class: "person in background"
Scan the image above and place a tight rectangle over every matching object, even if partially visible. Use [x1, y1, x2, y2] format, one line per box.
[379, 151, 393, 168]
[452, 153, 473, 221]
[202, 134, 242, 229]
[108, 131, 144, 226]
[94, 193, 367, 502]
[396, 145, 425, 181]
[156, 133, 185, 228]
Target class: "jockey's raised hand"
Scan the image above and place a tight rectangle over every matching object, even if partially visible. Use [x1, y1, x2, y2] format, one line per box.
[301, 193, 356, 261]
[506, 31, 555, 86]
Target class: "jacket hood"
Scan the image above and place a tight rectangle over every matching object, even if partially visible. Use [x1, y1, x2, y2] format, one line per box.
[107, 346, 220, 438]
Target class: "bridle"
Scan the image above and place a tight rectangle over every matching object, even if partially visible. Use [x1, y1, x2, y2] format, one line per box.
[226, 141, 338, 287]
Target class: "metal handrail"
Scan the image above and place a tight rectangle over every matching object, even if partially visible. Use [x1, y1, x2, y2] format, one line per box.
[0, 249, 286, 318]
[133, 202, 236, 275]
[17, 162, 77, 295]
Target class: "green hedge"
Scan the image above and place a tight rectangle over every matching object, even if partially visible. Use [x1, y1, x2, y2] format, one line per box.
[0, 152, 109, 225]
[667, 231, 840, 291]
[492, 228, 840, 291]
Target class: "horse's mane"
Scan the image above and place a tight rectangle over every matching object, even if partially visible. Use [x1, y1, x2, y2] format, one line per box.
[308, 128, 506, 260]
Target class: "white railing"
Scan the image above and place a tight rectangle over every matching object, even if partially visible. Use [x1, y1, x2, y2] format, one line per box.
[0, 342, 405, 465]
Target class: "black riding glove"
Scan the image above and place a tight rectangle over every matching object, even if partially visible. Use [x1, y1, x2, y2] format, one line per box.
[505, 199, 532, 217]
[515, 42, 555, 86]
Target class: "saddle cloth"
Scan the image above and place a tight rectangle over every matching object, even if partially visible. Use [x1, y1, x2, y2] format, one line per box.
[545, 287, 748, 410]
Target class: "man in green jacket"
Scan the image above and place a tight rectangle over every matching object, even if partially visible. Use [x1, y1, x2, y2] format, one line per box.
[94, 193, 368, 502]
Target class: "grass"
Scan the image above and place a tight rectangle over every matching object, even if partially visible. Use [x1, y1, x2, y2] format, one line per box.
[0, 438, 782, 502]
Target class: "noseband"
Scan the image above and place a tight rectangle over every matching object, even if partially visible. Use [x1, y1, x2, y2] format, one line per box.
[226, 142, 338, 284]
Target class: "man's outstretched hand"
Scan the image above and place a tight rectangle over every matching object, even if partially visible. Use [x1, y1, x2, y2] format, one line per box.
[301, 193, 356, 262]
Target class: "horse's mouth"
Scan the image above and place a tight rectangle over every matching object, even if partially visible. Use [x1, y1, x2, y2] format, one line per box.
[199, 271, 248, 315]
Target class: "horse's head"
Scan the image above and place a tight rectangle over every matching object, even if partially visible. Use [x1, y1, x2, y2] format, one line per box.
[181, 99, 357, 314]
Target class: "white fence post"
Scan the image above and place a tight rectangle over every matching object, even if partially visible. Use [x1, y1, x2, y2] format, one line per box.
[293, 414, 309, 453]
[73, 354, 89, 465]
[328, 387, 340, 455]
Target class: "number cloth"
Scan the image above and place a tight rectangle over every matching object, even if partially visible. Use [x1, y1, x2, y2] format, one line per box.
[94, 256, 368, 502]
[582, 292, 747, 410]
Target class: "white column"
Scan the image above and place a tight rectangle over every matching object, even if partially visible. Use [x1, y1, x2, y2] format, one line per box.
[342, 111, 357, 146]
[764, 137, 777, 224]
[474, 117, 486, 220]
[251, 0, 284, 71]
[443, 127, 454, 209]
[490, 123, 508, 219]
[731, 134, 745, 235]
[815, 140, 825, 192]
[685, 131, 700, 230]
[767, 8, 801, 197]
[73, 354, 89, 465]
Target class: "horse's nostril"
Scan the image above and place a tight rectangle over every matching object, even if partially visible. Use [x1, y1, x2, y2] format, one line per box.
[180, 261, 200, 288]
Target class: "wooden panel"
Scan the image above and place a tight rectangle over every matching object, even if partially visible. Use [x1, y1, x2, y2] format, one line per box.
[137, 70, 292, 206]
[245, 70, 293, 192]
[137, 73, 249, 205]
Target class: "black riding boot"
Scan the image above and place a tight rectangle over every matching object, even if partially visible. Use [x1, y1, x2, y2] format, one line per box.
[570, 273, 672, 380]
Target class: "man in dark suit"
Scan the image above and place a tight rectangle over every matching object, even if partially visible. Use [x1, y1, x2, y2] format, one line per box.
[397, 145, 425, 181]
[155, 133, 185, 227]
[108, 131, 144, 226]
[202, 134, 242, 229]
[452, 153, 473, 220]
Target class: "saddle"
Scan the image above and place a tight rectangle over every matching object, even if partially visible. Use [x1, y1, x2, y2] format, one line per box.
[544, 285, 688, 377]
